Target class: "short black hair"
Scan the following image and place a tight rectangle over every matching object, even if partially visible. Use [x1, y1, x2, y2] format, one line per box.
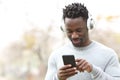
[63, 3, 89, 20]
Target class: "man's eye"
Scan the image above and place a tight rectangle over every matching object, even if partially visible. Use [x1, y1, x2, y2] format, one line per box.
[76, 29, 82, 32]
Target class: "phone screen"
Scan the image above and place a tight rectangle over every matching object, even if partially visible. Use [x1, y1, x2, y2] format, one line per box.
[62, 55, 76, 67]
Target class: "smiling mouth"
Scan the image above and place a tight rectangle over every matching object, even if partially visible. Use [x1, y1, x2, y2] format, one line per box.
[72, 39, 80, 44]
[71, 38, 83, 45]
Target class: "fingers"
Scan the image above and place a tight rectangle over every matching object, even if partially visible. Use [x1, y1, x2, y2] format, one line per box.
[60, 64, 71, 70]
[75, 59, 92, 72]
[60, 67, 77, 76]
[58, 64, 78, 80]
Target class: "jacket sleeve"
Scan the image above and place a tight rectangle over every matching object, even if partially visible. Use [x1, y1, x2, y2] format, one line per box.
[90, 51, 120, 80]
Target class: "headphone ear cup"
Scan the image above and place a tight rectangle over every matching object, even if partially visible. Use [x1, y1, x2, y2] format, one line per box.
[87, 18, 94, 30]
[60, 26, 64, 32]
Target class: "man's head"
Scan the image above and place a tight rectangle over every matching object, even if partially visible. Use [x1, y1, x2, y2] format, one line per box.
[62, 3, 91, 47]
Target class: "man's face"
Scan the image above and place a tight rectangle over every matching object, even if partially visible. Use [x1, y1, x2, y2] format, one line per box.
[64, 17, 89, 47]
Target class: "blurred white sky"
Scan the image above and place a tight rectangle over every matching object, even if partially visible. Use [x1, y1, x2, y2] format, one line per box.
[0, 0, 120, 51]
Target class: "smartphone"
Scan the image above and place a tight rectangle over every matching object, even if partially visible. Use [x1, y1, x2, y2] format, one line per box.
[62, 55, 76, 68]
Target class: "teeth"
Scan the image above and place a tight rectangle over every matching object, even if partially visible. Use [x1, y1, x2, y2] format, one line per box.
[73, 40, 80, 44]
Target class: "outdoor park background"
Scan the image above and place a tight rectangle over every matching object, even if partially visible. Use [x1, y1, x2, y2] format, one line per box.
[0, 0, 120, 80]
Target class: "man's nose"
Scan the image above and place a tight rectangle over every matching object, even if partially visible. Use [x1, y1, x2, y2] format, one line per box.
[71, 32, 79, 39]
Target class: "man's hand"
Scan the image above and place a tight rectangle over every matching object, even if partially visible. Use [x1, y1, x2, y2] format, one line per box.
[76, 59, 92, 73]
[57, 64, 78, 80]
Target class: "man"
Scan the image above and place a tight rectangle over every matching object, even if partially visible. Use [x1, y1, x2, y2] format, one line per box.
[45, 2, 120, 80]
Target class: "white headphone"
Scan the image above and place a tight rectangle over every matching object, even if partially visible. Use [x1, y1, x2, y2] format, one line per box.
[87, 14, 95, 30]
[60, 14, 95, 31]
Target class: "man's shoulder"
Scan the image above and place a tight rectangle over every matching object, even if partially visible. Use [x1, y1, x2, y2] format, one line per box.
[91, 41, 119, 61]
[93, 41, 112, 49]
[93, 40, 116, 54]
